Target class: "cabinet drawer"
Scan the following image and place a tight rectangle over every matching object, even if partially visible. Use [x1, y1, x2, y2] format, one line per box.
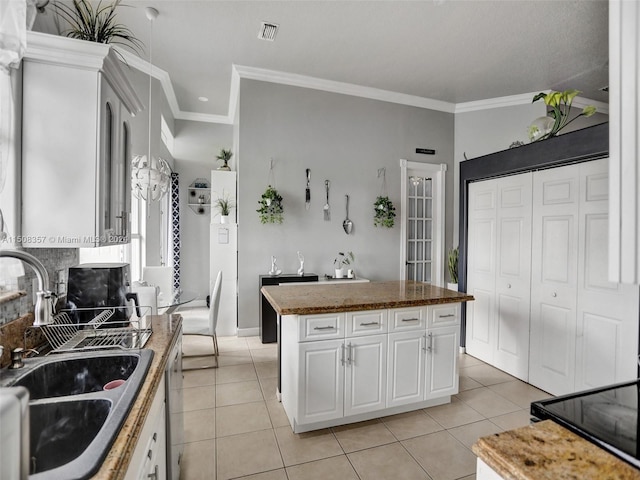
[428, 304, 460, 328]
[388, 307, 426, 332]
[299, 313, 345, 342]
[346, 310, 387, 337]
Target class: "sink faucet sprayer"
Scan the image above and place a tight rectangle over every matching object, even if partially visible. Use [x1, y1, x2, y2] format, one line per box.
[0, 249, 54, 326]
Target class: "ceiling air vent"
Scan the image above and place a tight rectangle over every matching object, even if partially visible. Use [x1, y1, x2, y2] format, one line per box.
[258, 22, 279, 41]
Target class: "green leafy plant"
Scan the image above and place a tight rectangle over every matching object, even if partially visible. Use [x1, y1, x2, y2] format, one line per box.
[214, 194, 233, 216]
[53, 0, 143, 57]
[257, 186, 284, 224]
[447, 246, 459, 284]
[373, 196, 396, 228]
[216, 148, 233, 169]
[334, 251, 355, 269]
[529, 89, 597, 142]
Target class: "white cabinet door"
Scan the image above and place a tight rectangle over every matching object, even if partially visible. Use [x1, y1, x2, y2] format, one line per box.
[298, 340, 344, 424]
[529, 165, 579, 395]
[466, 173, 532, 381]
[493, 173, 532, 380]
[575, 159, 640, 390]
[425, 326, 459, 399]
[466, 179, 498, 361]
[344, 335, 387, 416]
[387, 331, 425, 408]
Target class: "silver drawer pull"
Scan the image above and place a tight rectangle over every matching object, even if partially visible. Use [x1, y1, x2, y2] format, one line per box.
[401, 317, 419, 322]
[313, 325, 335, 330]
[438, 314, 455, 318]
[359, 321, 380, 326]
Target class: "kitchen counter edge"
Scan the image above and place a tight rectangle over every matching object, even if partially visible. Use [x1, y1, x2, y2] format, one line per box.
[472, 419, 640, 480]
[261, 280, 474, 315]
[93, 314, 182, 480]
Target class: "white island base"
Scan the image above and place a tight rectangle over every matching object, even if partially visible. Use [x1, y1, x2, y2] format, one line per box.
[279, 303, 462, 433]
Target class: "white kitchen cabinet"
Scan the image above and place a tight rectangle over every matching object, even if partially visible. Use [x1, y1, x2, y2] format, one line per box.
[344, 334, 387, 416]
[21, 32, 142, 248]
[297, 339, 344, 425]
[125, 376, 167, 480]
[282, 304, 459, 433]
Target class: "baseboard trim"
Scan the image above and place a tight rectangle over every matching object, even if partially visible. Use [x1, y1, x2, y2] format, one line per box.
[237, 327, 260, 337]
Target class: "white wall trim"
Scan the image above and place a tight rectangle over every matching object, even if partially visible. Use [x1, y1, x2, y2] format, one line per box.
[116, 49, 607, 125]
[233, 64, 456, 113]
[237, 327, 260, 337]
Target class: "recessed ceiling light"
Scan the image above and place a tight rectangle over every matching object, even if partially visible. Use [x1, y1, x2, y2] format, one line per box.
[258, 22, 279, 41]
[198, 96, 209, 102]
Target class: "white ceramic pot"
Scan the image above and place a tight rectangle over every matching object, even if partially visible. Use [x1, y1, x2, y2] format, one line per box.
[220, 215, 229, 224]
[447, 282, 458, 291]
[335, 268, 346, 279]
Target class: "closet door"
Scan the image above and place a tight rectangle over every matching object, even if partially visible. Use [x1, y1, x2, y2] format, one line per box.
[575, 159, 639, 390]
[529, 165, 579, 396]
[493, 173, 532, 380]
[466, 179, 497, 362]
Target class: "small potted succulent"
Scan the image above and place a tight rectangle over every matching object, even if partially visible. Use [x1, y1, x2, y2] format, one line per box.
[334, 251, 354, 279]
[216, 148, 233, 171]
[257, 185, 284, 224]
[373, 196, 396, 228]
[447, 246, 459, 291]
[214, 194, 234, 224]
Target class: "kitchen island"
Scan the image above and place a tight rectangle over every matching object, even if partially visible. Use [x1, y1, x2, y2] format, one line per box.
[261, 280, 473, 433]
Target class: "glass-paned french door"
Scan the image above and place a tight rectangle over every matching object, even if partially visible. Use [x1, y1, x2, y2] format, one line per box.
[400, 160, 446, 286]
[407, 177, 433, 282]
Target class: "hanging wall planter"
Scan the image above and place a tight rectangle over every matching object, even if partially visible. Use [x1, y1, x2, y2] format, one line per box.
[257, 185, 284, 224]
[373, 168, 395, 228]
[373, 196, 396, 227]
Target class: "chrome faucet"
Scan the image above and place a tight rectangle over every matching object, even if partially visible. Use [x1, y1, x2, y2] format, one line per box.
[0, 249, 54, 326]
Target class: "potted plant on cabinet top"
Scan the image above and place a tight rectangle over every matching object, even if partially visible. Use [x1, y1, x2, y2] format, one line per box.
[334, 251, 354, 279]
[257, 185, 284, 224]
[216, 148, 233, 171]
[447, 246, 459, 291]
[53, 0, 144, 59]
[528, 89, 597, 142]
[214, 194, 234, 224]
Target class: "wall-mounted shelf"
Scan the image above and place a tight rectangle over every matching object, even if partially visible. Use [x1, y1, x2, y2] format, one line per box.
[188, 178, 211, 215]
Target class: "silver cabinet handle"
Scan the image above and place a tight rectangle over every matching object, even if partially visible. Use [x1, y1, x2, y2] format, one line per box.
[340, 343, 345, 366]
[359, 321, 380, 326]
[401, 317, 419, 322]
[427, 332, 433, 352]
[552, 292, 557, 297]
[347, 342, 353, 365]
[438, 314, 455, 318]
[148, 465, 159, 480]
[507, 283, 512, 289]
[422, 333, 427, 352]
[313, 325, 335, 330]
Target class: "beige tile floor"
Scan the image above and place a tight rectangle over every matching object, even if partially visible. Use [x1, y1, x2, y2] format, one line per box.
[179, 321, 551, 480]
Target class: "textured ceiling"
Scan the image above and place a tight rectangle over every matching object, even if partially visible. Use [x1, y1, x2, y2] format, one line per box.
[33, 0, 609, 118]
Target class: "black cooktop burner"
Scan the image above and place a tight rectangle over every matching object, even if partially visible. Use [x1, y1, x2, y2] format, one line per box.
[531, 379, 640, 469]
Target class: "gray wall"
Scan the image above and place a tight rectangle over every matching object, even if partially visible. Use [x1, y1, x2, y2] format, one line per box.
[173, 120, 233, 299]
[236, 79, 454, 331]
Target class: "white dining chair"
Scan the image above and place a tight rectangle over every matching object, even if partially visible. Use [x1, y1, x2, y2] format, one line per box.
[181, 271, 222, 369]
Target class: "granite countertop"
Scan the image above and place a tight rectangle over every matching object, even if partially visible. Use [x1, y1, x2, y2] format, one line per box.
[93, 314, 182, 479]
[261, 280, 474, 315]
[473, 419, 640, 480]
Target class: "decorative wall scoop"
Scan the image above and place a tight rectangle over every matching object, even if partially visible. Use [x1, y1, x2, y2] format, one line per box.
[343, 195, 353, 234]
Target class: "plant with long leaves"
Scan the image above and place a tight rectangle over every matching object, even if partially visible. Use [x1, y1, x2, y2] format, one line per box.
[447, 246, 459, 284]
[529, 89, 596, 141]
[54, 0, 144, 57]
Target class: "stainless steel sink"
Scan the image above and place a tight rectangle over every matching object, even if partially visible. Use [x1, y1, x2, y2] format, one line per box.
[1, 349, 154, 479]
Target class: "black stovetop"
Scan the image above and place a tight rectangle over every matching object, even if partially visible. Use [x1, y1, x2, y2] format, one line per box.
[531, 379, 640, 469]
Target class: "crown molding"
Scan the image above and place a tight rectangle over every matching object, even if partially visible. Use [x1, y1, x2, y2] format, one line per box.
[115, 49, 608, 124]
[233, 64, 456, 113]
